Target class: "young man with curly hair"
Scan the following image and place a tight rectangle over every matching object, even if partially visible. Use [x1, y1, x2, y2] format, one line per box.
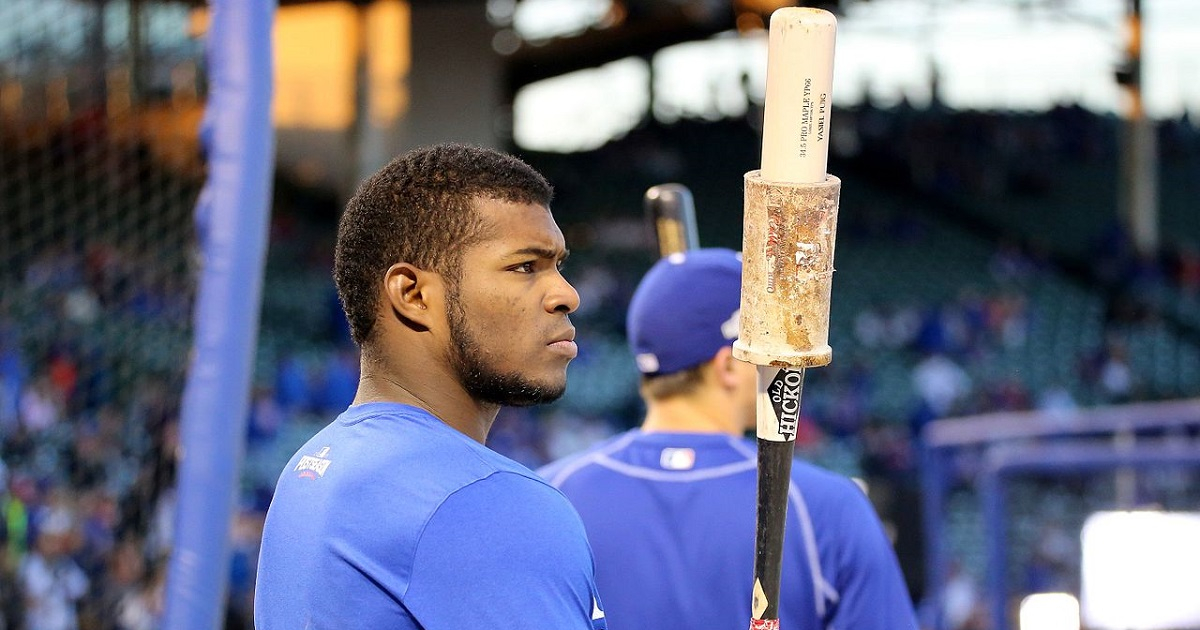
[256, 144, 605, 629]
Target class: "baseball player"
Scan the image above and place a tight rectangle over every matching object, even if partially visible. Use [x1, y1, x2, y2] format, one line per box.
[255, 144, 605, 629]
[539, 248, 915, 630]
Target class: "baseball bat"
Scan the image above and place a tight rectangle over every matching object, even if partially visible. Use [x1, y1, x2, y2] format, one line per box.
[644, 183, 700, 257]
[733, 9, 840, 630]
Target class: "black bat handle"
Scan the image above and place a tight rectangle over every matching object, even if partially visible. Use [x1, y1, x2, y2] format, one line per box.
[749, 365, 806, 629]
[644, 183, 700, 256]
[751, 438, 796, 628]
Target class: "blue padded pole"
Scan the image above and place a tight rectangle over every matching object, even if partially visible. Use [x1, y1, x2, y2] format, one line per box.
[163, 0, 275, 627]
[918, 442, 949, 630]
[980, 466, 1009, 630]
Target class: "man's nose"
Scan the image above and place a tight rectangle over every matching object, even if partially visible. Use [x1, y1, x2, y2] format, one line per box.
[547, 272, 580, 314]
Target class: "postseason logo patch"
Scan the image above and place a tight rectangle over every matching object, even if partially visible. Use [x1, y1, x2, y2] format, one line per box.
[295, 446, 332, 479]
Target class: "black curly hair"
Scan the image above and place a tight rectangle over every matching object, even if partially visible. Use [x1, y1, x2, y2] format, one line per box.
[333, 143, 553, 346]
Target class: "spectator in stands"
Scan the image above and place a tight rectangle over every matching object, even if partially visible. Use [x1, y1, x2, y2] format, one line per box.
[853, 301, 889, 349]
[2, 474, 31, 562]
[912, 351, 972, 418]
[113, 551, 166, 630]
[0, 463, 23, 629]
[986, 292, 1030, 349]
[1175, 242, 1200, 298]
[246, 384, 286, 446]
[1024, 521, 1074, 595]
[272, 352, 311, 414]
[18, 373, 64, 434]
[1035, 381, 1078, 414]
[1098, 339, 1135, 403]
[937, 560, 985, 630]
[19, 502, 89, 630]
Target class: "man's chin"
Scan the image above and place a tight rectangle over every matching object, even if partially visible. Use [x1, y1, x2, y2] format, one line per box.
[498, 382, 566, 407]
[469, 375, 566, 407]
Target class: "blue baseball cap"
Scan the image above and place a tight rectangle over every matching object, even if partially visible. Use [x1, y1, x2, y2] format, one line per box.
[626, 248, 742, 375]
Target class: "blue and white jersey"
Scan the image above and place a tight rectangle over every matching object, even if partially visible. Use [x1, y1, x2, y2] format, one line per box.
[256, 402, 606, 630]
[539, 430, 916, 630]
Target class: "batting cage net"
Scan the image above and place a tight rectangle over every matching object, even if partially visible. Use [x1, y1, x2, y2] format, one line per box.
[1, 1, 206, 626]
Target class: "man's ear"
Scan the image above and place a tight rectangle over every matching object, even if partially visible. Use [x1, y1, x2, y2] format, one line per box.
[382, 262, 440, 330]
[711, 346, 741, 390]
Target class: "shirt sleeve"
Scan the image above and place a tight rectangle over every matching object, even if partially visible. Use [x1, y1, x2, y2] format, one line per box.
[822, 477, 919, 630]
[403, 472, 604, 630]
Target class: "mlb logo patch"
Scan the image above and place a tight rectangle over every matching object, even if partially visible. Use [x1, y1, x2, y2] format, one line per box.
[636, 353, 660, 373]
[660, 447, 696, 471]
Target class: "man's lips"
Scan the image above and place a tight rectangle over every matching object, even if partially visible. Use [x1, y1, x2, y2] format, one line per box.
[548, 329, 578, 358]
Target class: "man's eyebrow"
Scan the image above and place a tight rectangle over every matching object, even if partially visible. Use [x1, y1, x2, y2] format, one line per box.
[508, 246, 570, 261]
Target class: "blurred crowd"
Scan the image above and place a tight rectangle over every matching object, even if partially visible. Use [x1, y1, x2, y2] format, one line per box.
[0, 352, 181, 630]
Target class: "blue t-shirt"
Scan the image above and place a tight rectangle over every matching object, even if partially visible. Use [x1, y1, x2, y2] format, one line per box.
[255, 402, 606, 629]
[539, 430, 916, 630]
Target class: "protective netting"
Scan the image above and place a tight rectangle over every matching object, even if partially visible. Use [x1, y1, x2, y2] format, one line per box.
[0, 1, 205, 627]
